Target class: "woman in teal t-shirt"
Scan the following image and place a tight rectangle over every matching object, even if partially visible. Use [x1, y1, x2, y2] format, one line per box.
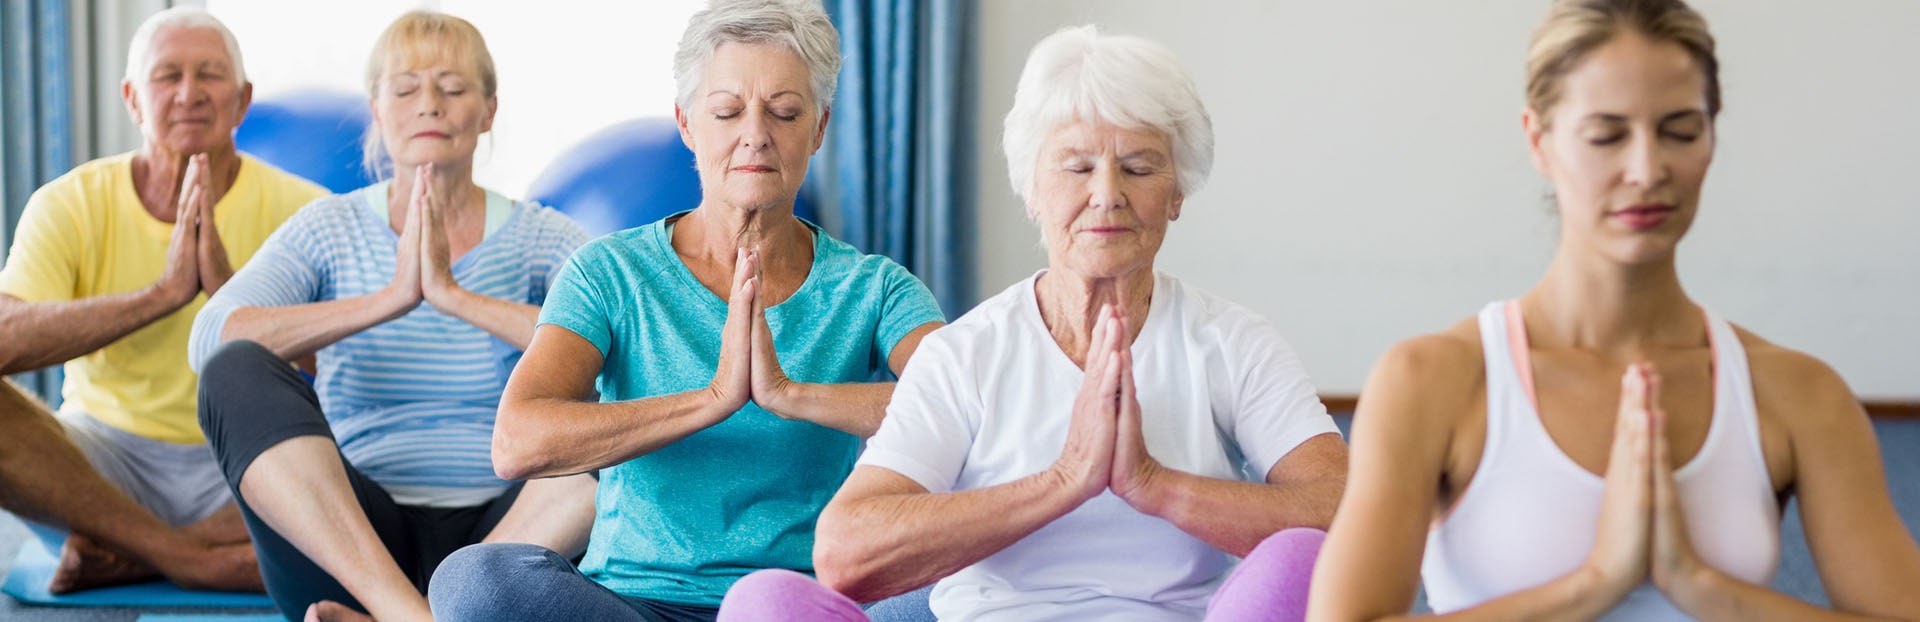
[425, 1, 944, 620]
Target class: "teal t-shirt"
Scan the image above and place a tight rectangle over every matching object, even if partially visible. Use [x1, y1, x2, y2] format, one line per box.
[536, 213, 945, 606]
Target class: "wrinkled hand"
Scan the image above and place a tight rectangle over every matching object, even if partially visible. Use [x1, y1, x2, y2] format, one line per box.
[1585, 363, 1659, 597]
[416, 164, 461, 308]
[1108, 308, 1166, 508]
[708, 248, 757, 415]
[381, 166, 426, 314]
[154, 156, 205, 307]
[749, 250, 801, 415]
[1054, 305, 1125, 503]
[188, 154, 233, 295]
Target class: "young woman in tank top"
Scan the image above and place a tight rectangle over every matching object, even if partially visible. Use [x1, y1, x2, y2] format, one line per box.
[1309, 1, 1920, 620]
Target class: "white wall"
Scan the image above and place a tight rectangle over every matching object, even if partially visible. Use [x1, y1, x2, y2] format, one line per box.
[972, 0, 1920, 400]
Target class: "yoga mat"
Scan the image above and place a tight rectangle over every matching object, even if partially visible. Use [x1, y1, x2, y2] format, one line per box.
[1, 543, 276, 608]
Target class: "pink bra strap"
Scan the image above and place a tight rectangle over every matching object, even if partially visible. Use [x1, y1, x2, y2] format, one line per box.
[1503, 300, 1716, 415]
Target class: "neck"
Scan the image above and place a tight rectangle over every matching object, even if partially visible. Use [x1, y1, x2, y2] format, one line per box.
[388, 160, 482, 222]
[131, 142, 243, 217]
[677, 202, 809, 263]
[1036, 265, 1155, 364]
[1522, 243, 1700, 354]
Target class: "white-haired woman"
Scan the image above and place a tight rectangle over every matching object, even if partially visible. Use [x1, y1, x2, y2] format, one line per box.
[717, 25, 1349, 622]
[425, 1, 944, 620]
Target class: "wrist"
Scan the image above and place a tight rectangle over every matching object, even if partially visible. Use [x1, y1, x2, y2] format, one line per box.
[758, 379, 807, 419]
[1045, 459, 1101, 503]
[424, 282, 468, 314]
[1572, 559, 1638, 609]
[145, 281, 193, 311]
[1119, 462, 1175, 517]
[374, 285, 418, 320]
[1661, 559, 1724, 614]
[702, 384, 745, 421]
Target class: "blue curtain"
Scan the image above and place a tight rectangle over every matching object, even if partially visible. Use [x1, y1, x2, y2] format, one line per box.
[1, 0, 74, 405]
[823, 0, 974, 319]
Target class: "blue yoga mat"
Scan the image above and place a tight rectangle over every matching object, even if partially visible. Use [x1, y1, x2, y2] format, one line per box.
[1, 541, 277, 609]
[136, 616, 283, 622]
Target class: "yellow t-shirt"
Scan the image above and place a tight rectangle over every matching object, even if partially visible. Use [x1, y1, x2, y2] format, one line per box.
[0, 153, 326, 444]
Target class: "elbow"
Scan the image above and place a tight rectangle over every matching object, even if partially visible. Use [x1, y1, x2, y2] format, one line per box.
[491, 446, 536, 481]
[490, 407, 547, 481]
[490, 435, 544, 481]
[813, 547, 881, 603]
[812, 512, 882, 601]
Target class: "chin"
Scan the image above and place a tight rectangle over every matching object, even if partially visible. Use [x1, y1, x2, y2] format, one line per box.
[1604, 238, 1682, 267]
[725, 192, 795, 213]
[1063, 254, 1152, 280]
[163, 134, 229, 155]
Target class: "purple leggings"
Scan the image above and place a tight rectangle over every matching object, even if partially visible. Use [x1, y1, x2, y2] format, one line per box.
[716, 527, 1327, 622]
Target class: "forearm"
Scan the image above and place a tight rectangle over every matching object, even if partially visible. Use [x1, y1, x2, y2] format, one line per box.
[219, 291, 407, 361]
[492, 388, 732, 479]
[0, 290, 181, 374]
[432, 287, 538, 350]
[1367, 566, 1626, 622]
[763, 382, 893, 438]
[1135, 468, 1344, 556]
[814, 469, 1084, 603]
[1672, 567, 1905, 622]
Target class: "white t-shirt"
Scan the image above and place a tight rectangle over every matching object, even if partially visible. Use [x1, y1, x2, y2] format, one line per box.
[859, 270, 1341, 621]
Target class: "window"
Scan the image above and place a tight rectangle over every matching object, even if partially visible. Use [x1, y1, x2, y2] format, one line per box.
[206, 0, 704, 196]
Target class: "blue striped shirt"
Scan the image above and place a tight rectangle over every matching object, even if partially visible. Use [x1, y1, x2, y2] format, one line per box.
[190, 183, 587, 507]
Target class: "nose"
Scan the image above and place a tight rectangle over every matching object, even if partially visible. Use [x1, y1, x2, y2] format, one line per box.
[1088, 162, 1126, 210]
[417, 88, 443, 118]
[738, 108, 772, 151]
[175, 73, 205, 105]
[1622, 133, 1670, 188]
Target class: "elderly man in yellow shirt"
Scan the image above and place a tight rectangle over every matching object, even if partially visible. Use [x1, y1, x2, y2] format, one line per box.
[0, 7, 324, 593]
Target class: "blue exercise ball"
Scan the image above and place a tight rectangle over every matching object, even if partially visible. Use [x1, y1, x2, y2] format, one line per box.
[235, 88, 377, 194]
[526, 117, 815, 238]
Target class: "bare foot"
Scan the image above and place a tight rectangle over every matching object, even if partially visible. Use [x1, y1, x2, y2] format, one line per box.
[47, 534, 159, 594]
[162, 541, 264, 593]
[307, 600, 376, 622]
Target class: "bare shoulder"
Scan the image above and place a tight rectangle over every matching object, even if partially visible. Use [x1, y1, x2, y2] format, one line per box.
[1732, 324, 1862, 425]
[1359, 317, 1486, 429]
[1371, 318, 1485, 394]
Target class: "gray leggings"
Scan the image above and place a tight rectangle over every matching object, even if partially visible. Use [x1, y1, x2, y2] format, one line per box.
[428, 543, 719, 622]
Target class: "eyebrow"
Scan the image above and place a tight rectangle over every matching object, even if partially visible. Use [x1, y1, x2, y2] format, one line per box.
[150, 60, 231, 72]
[1581, 109, 1707, 124]
[706, 89, 805, 101]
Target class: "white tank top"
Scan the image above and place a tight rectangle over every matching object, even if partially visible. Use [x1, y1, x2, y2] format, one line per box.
[1421, 301, 1780, 620]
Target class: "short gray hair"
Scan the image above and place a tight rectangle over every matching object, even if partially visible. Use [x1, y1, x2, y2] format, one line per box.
[673, 0, 841, 114]
[124, 7, 248, 87]
[1002, 25, 1214, 203]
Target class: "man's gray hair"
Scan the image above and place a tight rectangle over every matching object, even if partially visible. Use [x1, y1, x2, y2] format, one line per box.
[673, 0, 841, 114]
[1002, 25, 1214, 204]
[124, 6, 248, 87]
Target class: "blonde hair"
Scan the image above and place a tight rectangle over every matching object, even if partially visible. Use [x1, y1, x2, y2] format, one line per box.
[361, 10, 498, 179]
[1526, 0, 1719, 126]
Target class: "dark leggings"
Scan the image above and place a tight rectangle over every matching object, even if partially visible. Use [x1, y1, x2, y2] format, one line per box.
[198, 339, 523, 620]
